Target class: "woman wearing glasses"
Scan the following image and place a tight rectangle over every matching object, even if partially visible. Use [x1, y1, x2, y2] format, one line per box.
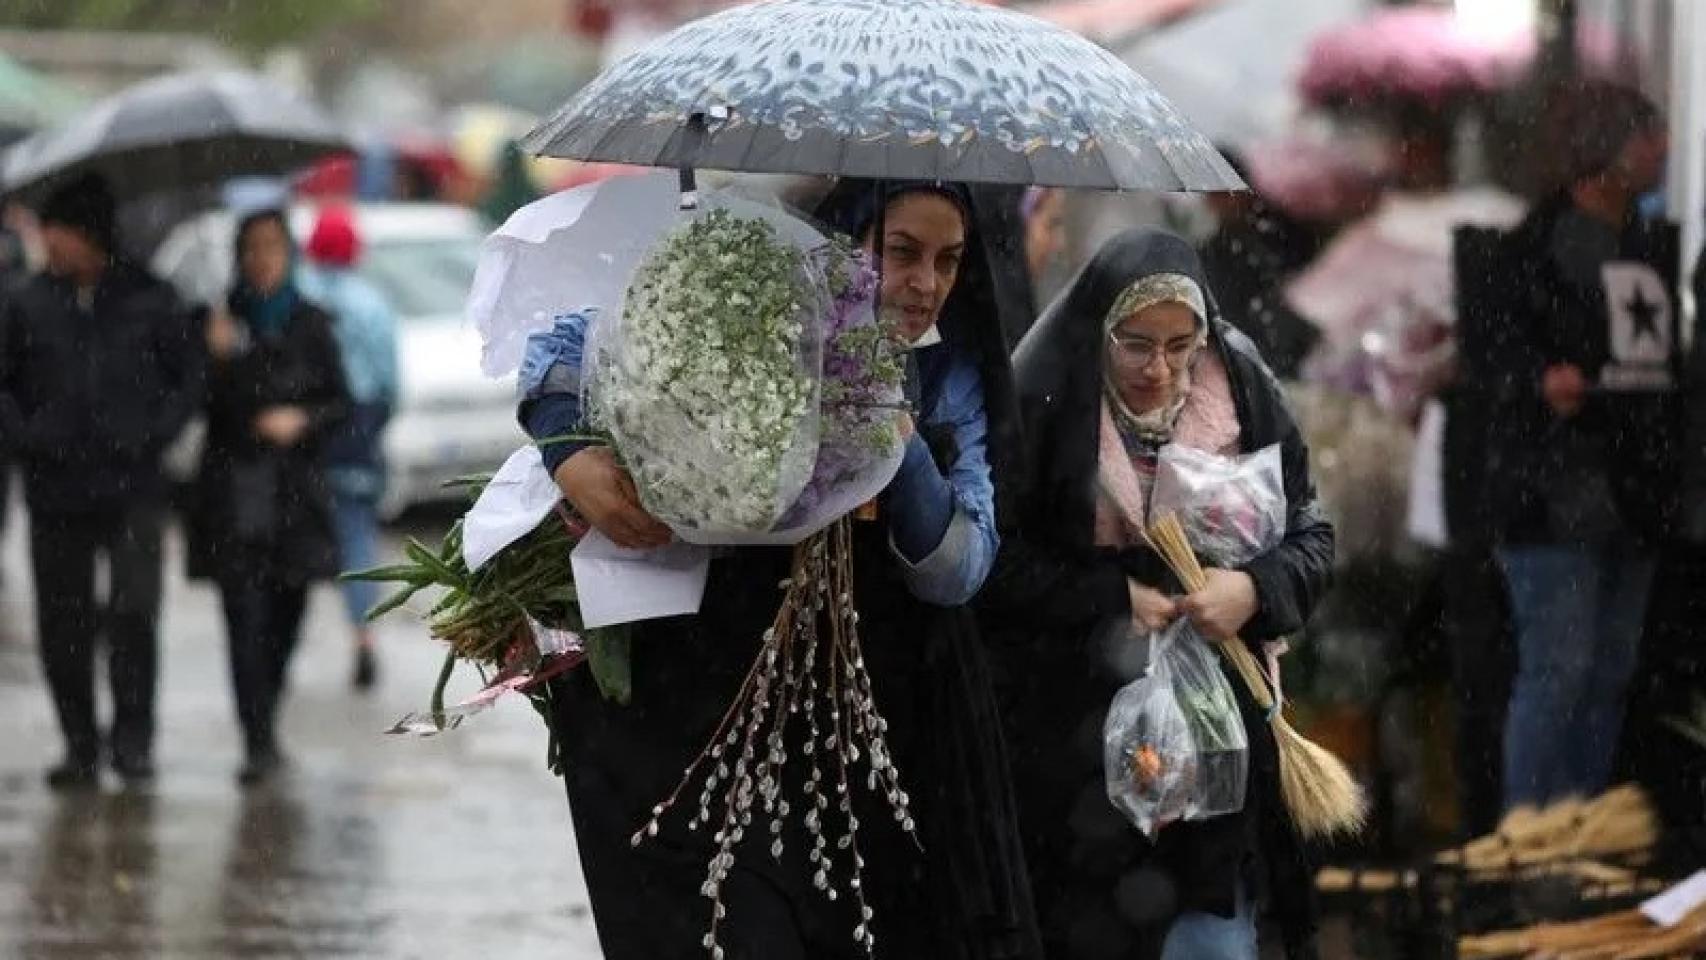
[983, 228, 1334, 959]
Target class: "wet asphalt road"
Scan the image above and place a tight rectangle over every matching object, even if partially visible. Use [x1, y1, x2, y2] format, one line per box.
[0, 498, 605, 959]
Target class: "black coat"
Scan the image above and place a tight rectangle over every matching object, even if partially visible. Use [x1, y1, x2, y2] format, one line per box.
[187, 300, 349, 585]
[1468, 196, 1686, 545]
[1198, 221, 1320, 381]
[984, 228, 1334, 959]
[0, 262, 204, 516]
[543, 181, 1042, 960]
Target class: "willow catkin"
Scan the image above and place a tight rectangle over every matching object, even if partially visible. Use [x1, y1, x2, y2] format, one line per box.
[1145, 514, 1367, 840]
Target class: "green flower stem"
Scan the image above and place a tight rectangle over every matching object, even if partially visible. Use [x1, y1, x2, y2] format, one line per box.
[430, 648, 457, 728]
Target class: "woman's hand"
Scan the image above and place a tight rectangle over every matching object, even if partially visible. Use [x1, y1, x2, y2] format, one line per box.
[254, 406, 309, 447]
[553, 447, 672, 550]
[1179, 568, 1259, 642]
[206, 307, 241, 360]
[1127, 579, 1179, 633]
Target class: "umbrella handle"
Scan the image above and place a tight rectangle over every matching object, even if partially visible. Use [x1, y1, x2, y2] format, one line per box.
[678, 111, 709, 210]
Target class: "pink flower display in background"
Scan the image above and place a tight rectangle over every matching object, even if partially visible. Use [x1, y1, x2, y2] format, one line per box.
[1297, 6, 1629, 110]
[1243, 136, 1386, 225]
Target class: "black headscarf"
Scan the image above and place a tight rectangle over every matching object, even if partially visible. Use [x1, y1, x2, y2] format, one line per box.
[813, 178, 1028, 535]
[814, 179, 1042, 959]
[1012, 228, 1216, 544]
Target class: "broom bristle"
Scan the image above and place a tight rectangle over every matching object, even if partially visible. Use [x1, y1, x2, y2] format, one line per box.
[1145, 513, 1366, 839]
[1276, 720, 1368, 839]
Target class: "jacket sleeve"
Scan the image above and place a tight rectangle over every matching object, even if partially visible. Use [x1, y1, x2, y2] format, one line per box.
[1235, 377, 1336, 639]
[301, 309, 352, 442]
[515, 311, 597, 474]
[883, 353, 1001, 607]
[140, 296, 208, 457]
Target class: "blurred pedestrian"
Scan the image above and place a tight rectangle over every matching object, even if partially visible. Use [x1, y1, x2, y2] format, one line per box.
[189, 208, 349, 786]
[478, 140, 540, 226]
[0, 172, 204, 788]
[300, 206, 398, 691]
[0, 200, 32, 600]
[1022, 186, 1067, 292]
[1198, 149, 1320, 380]
[987, 229, 1334, 959]
[1481, 84, 1676, 809]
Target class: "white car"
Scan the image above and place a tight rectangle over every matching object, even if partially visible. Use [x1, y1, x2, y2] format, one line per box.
[152, 202, 525, 518]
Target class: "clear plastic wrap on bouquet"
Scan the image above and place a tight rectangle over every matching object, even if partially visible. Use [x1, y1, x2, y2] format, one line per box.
[1151, 443, 1286, 568]
[1105, 620, 1249, 837]
[585, 192, 904, 546]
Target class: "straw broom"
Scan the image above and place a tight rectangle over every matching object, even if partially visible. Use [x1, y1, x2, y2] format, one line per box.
[1145, 513, 1366, 840]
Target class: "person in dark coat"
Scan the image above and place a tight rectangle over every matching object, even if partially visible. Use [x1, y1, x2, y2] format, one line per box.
[0, 172, 204, 788]
[189, 208, 349, 786]
[984, 228, 1335, 959]
[0, 201, 31, 602]
[518, 180, 1040, 960]
[1479, 84, 1679, 810]
[1197, 150, 1320, 380]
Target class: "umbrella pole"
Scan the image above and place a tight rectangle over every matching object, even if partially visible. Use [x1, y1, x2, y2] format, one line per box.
[872, 178, 886, 316]
[679, 167, 698, 210]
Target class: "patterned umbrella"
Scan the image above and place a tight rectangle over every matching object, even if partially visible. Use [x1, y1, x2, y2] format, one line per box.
[525, 0, 1240, 191]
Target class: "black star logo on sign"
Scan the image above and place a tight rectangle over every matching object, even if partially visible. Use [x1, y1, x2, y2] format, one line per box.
[1627, 287, 1664, 344]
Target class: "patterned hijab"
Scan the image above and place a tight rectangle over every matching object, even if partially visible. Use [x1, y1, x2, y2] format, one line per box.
[1101, 271, 1208, 445]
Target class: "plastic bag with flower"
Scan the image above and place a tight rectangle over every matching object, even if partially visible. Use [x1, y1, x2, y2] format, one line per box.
[584, 196, 905, 545]
[1151, 442, 1286, 567]
[1105, 618, 1250, 838]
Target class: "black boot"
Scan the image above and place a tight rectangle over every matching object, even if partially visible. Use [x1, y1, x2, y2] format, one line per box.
[353, 646, 378, 692]
[111, 751, 156, 786]
[45, 756, 99, 791]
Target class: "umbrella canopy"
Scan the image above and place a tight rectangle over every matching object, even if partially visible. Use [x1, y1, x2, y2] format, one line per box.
[2, 69, 347, 207]
[525, 0, 1241, 191]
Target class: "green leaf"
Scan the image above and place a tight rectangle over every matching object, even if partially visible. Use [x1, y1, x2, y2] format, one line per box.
[340, 563, 429, 585]
[406, 538, 469, 590]
[366, 583, 428, 622]
[586, 627, 633, 705]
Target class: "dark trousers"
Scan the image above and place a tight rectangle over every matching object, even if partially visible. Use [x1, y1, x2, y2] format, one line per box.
[1440, 546, 1514, 838]
[217, 575, 307, 758]
[27, 503, 164, 765]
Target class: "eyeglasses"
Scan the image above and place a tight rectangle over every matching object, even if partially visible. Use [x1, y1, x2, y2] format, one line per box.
[1107, 332, 1202, 370]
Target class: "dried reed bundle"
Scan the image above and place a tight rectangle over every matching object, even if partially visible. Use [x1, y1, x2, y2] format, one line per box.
[1145, 513, 1366, 840]
[1443, 786, 1658, 872]
[1458, 900, 1706, 960]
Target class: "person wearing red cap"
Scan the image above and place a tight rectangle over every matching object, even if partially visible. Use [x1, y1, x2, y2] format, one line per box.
[300, 206, 398, 690]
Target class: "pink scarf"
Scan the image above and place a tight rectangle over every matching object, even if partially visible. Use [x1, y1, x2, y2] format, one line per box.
[1093, 350, 1241, 548]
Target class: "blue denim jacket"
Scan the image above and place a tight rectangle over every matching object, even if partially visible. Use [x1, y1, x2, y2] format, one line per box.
[517, 310, 998, 606]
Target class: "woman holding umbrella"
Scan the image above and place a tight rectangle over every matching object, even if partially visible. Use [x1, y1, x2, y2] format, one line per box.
[985, 228, 1334, 959]
[521, 177, 1038, 958]
[189, 208, 349, 785]
[483, 0, 1242, 953]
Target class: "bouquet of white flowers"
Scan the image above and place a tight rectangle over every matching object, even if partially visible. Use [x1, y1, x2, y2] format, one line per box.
[587, 205, 905, 544]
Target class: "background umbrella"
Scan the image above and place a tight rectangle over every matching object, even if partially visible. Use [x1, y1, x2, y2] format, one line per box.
[2, 69, 347, 207]
[525, 0, 1240, 191]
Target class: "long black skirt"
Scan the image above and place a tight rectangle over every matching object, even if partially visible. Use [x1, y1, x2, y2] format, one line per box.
[548, 537, 1041, 960]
